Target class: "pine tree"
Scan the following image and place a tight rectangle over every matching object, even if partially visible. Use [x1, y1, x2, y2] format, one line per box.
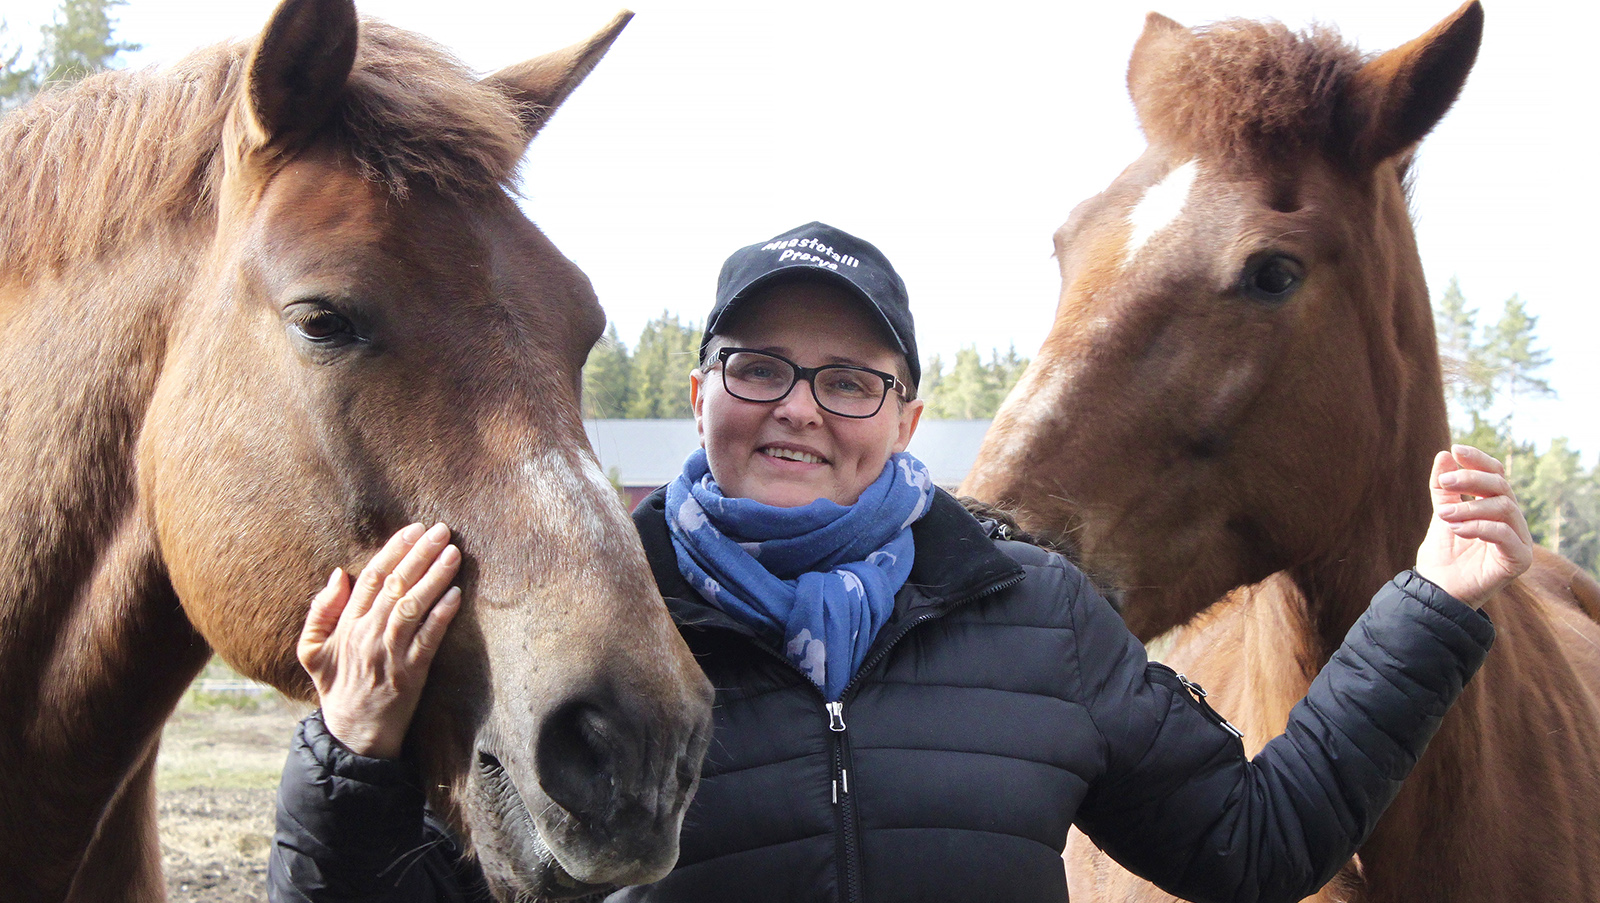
[1482, 294, 1555, 472]
[1570, 461, 1600, 577]
[990, 343, 1030, 408]
[0, 22, 36, 112]
[1434, 277, 1491, 425]
[920, 345, 1031, 419]
[945, 347, 1000, 419]
[37, 0, 138, 85]
[0, 0, 138, 112]
[919, 355, 945, 405]
[1448, 413, 1538, 512]
[625, 312, 700, 419]
[581, 323, 633, 419]
[1529, 438, 1582, 555]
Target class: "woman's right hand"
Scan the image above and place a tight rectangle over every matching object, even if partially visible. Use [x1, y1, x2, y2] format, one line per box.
[297, 522, 463, 759]
[1413, 445, 1533, 608]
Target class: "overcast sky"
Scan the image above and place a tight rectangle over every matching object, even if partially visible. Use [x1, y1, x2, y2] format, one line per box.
[8, 0, 1594, 465]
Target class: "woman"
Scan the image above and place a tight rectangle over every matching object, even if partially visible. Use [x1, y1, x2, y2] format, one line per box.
[270, 222, 1529, 903]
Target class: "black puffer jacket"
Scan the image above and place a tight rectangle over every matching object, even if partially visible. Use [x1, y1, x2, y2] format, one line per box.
[269, 487, 1493, 903]
[615, 487, 1494, 903]
[269, 709, 495, 903]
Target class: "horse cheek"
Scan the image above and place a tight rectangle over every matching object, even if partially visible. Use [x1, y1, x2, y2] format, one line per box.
[138, 337, 324, 696]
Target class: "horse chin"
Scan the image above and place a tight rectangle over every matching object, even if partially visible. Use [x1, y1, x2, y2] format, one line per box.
[468, 750, 676, 901]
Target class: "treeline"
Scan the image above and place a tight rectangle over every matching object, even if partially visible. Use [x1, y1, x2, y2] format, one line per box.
[1, 0, 137, 113]
[580, 314, 1029, 421]
[1435, 277, 1598, 574]
[581, 314, 704, 419]
[919, 346, 1030, 420]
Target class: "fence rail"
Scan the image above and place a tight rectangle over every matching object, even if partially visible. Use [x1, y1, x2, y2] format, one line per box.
[192, 678, 274, 695]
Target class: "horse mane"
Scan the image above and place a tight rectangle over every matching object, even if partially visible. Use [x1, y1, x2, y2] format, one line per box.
[1132, 18, 1367, 164]
[0, 18, 527, 280]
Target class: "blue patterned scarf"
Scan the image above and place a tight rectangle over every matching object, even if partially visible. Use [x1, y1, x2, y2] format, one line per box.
[665, 448, 936, 700]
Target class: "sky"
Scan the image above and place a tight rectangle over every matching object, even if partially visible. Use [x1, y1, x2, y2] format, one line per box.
[7, 0, 1595, 465]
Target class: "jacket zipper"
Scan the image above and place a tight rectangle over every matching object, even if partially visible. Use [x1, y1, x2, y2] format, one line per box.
[828, 572, 1027, 903]
[1152, 662, 1244, 739]
[711, 571, 1027, 903]
[826, 701, 847, 804]
[826, 700, 859, 903]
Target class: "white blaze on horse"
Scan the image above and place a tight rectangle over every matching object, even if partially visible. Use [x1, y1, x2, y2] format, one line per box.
[963, 3, 1600, 901]
[0, 0, 712, 900]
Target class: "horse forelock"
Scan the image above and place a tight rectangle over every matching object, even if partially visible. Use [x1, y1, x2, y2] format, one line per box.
[327, 20, 528, 200]
[1132, 18, 1366, 167]
[0, 17, 526, 282]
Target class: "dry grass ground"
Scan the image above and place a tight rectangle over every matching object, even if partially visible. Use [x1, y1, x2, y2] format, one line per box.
[156, 677, 308, 902]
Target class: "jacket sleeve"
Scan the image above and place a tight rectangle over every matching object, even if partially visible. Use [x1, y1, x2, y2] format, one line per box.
[268, 709, 485, 903]
[1070, 569, 1494, 903]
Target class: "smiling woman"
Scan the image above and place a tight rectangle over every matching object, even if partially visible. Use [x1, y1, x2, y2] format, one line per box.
[691, 284, 923, 509]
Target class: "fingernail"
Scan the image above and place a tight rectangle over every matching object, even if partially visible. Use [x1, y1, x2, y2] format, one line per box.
[1439, 472, 1461, 487]
[426, 522, 450, 542]
[401, 523, 425, 542]
[1439, 503, 1458, 517]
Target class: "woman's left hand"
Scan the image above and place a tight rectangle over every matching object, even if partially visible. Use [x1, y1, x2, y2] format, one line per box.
[1413, 445, 1534, 608]
[298, 522, 463, 758]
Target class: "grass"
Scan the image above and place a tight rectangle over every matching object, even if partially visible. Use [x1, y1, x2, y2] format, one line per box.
[156, 660, 308, 793]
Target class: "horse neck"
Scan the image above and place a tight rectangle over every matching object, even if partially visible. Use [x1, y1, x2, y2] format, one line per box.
[0, 70, 221, 676]
[1290, 475, 1435, 659]
[1293, 179, 1450, 658]
[1215, 173, 1600, 901]
[0, 225, 213, 888]
[0, 226, 206, 648]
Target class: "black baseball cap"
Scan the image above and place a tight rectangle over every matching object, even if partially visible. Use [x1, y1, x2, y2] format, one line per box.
[703, 222, 920, 387]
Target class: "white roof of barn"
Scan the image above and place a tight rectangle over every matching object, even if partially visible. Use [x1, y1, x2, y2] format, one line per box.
[905, 420, 995, 488]
[584, 420, 701, 488]
[583, 419, 995, 490]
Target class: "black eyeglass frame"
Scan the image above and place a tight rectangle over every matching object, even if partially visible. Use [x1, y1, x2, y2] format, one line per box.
[712, 347, 909, 419]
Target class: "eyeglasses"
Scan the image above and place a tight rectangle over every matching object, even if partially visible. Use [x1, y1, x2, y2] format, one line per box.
[712, 347, 908, 419]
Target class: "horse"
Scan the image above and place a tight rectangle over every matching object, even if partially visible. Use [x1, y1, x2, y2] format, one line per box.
[961, 3, 1600, 901]
[0, 0, 714, 899]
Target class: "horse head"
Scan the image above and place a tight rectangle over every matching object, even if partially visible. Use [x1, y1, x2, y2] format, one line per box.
[136, 0, 711, 896]
[963, 3, 1480, 640]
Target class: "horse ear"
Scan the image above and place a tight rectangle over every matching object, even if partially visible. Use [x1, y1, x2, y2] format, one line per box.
[1337, 0, 1483, 170]
[1139, 12, 1187, 39]
[241, 0, 359, 151]
[485, 10, 633, 142]
[1127, 12, 1189, 126]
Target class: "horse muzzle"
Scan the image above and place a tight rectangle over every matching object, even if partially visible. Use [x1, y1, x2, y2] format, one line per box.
[467, 689, 712, 898]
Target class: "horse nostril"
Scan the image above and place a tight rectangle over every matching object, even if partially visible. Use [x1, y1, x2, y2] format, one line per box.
[536, 701, 623, 827]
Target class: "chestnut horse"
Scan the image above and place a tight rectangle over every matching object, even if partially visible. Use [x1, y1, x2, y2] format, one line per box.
[963, 4, 1600, 901]
[0, 1, 714, 900]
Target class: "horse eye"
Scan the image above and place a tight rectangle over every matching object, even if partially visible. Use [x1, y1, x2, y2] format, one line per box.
[1241, 255, 1303, 303]
[290, 308, 357, 344]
